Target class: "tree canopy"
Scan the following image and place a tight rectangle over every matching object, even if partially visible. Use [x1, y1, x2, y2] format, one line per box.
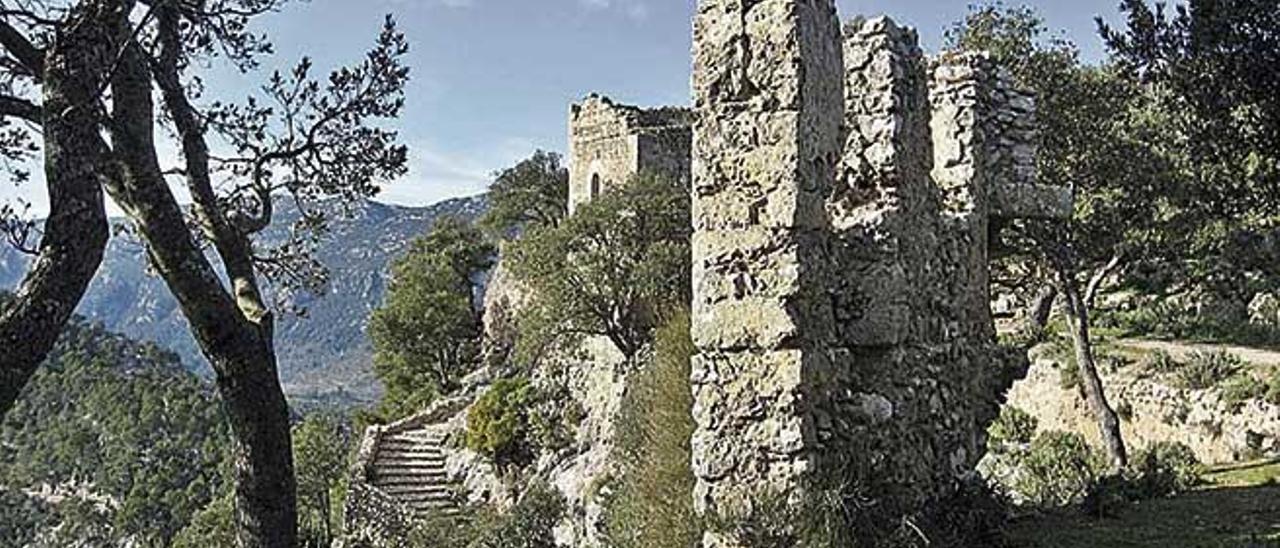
[505, 172, 690, 363]
[369, 217, 495, 420]
[1101, 0, 1280, 300]
[480, 150, 570, 238]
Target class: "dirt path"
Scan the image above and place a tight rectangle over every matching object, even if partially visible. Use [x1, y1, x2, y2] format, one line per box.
[1115, 338, 1280, 367]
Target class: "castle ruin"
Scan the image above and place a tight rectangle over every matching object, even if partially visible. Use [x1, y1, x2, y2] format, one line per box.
[688, 2, 1070, 545]
[344, 3, 1075, 546]
[567, 95, 692, 213]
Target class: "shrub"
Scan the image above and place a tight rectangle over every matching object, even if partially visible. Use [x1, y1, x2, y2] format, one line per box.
[472, 482, 566, 548]
[1127, 441, 1203, 498]
[171, 493, 235, 548]
[1080, 473, 1133, 519]
[1177, 350, 1243, 390]
[988, 406, 1038, 451]
[602, 311, 702, 548]
[1141, 350, 1181, 374]
[1100, 297, 1280, 348]
[1223, 373, 1267, 409]
[1013, 431, 1105, 508]
[712, 472, 1012, 548]
[411, 482, 566, 548]
[1114, 399, 1134, 421]
[1059, 358, 1081, 391]
[467, 377, 535, 468]
[1080, 441, 1203, 519]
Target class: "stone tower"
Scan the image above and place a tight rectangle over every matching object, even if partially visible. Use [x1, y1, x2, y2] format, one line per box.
[567, 94, 693, 213]
[689, 2, 1071, 545]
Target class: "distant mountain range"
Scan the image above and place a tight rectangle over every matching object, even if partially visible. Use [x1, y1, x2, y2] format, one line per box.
[0, 195, 488, 407]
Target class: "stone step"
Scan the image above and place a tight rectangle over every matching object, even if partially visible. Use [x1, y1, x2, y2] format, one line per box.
[373, 472, 449, 485]
[376, 449, 445, 460]
[377, 446, 444, 455]
[373, 460, 448, 473]
[414, 506, 462, 518]
[373, 473, 448, 483]
[407, 502, 457, 513]
[378, 440, 444, 451]
[385, 431, 445, 443]
[379, 483, 453, 496]
[394, 490, 454, 503]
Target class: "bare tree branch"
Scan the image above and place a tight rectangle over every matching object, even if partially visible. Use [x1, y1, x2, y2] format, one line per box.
[0, 93, 38, 122]
[0, 19, 41, 77]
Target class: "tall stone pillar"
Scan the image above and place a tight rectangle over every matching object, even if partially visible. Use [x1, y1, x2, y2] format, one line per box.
[688, 0, 843, 542]
[689, 6, 1066, 545]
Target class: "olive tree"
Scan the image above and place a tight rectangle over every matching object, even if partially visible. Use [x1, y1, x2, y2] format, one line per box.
[1, 2, 410, 545]
[0, 0, 125, 418]
[505, 172, 690, 364]
[948, 5, 1175, 470]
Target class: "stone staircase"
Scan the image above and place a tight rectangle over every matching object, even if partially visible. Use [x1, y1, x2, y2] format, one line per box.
[344, 396, 473, 542]
[368, 426, 459, 518]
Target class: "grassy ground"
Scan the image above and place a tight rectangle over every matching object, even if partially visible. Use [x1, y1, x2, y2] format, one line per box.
[1007, 460, 1280, 547]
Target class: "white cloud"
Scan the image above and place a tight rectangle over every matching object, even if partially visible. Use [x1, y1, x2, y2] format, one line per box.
[376, 137, 540, 207]
[578, 0, 650, 21]
[382, 0, 474, 7]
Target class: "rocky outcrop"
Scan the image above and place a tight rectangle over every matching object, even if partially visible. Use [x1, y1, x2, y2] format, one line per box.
[1008, 346, 1280, 464]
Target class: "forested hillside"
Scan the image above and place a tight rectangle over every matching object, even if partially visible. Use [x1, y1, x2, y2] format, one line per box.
[0, 311, 229, 547]
[0, 196, 488, 407]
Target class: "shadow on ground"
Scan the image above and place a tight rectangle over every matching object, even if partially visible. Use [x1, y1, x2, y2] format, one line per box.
[1008, 483, 1280, 547]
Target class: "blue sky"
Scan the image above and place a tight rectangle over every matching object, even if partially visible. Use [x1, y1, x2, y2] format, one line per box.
[3, 0, 1131, 214]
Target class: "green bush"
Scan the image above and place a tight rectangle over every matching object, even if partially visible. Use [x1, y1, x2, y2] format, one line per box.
[472, 482, 566, 548]
[1177, 350, 1243, 389]
[1099, 298, 1280, 348]
[171, 492, 236, 548]
[1223, 373, 1267, 409]
[467, 377, 535, 468]
[1114, 399, 1134, 421]
[602, 311, 701, 548]
[1127, 441, 1203, 498]
[712, 469, 1011, 548]
[1013, 431, 1106, 508]
[988, 406, 1038, 451]
[1080, 441, 1203, 518]
[1141, 350, 1181, 374]
[411, 481, 566, 548]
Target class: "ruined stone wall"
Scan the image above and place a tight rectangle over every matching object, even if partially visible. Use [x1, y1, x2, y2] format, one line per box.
[689, 4, 1063, 544]
[689, 0, 844, 535]
[567, 94, 691, 213]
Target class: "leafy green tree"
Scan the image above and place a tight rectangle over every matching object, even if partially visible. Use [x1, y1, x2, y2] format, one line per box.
[481, 150, 569, 237]
[1100, 0, 1280, 300]
[370, 217, 495, 419]
[948, 4, 1177, 470]
[172, 492, 237, 548]
[293, 413, 351, 547]
[506, 172, 690, 363]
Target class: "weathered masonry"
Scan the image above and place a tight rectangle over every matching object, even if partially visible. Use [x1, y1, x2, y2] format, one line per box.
[567, 94, 693, 213]
[688, 2, 1071, 545]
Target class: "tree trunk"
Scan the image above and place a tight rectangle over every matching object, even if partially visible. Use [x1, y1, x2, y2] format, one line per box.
[1026, 285, 1057, 334]
[106, 42, 297, 547]
[1057, 267, 1128, 471]
[1084, 251, 1126, 311]
[0, 1, 121, 417]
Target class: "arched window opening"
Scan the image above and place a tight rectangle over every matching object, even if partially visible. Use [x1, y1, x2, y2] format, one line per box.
[590, 173, 602, 199]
